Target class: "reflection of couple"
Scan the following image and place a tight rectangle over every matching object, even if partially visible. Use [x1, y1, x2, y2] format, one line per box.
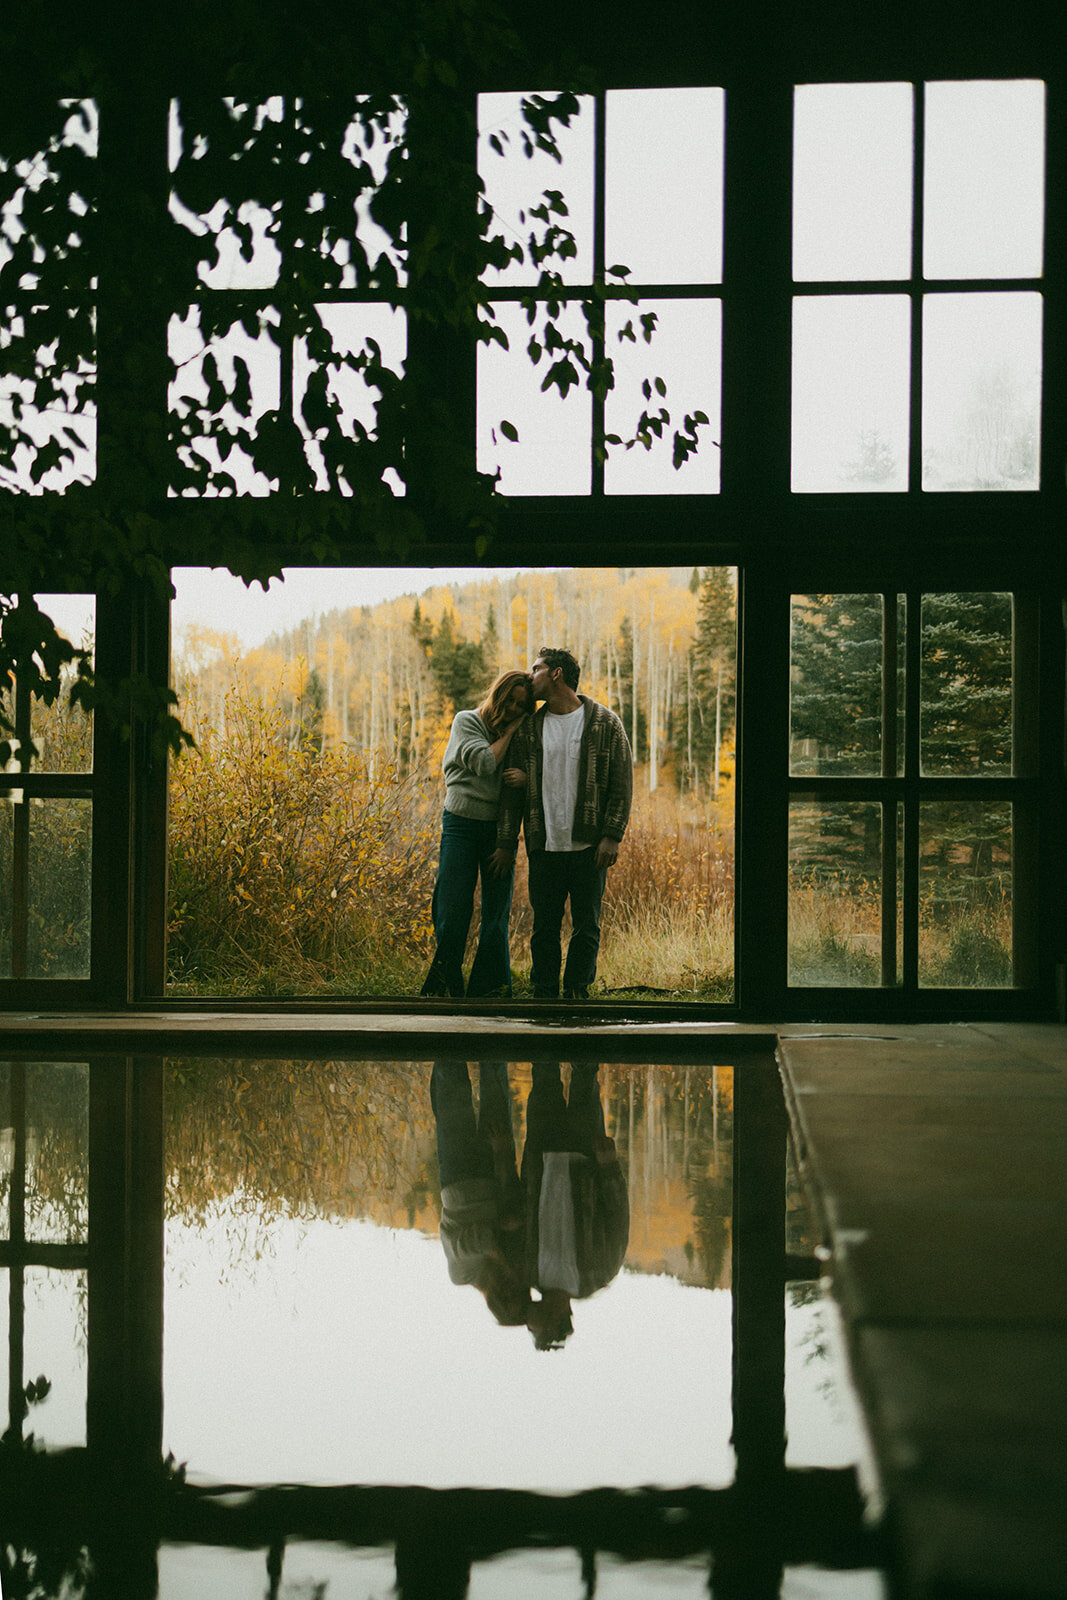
[431, 1061, 630, 1348]
[421, 647, 634, 1000]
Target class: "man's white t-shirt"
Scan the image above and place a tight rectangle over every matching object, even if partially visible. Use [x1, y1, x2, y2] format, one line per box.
[542, 705, 588, 852]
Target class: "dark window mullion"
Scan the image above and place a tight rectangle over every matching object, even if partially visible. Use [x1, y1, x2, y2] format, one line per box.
[11, 671, 31, 980]
[881, 591, 899, 985]
[591, 90, 606, 497]
[7, 1062, 26, 1438]
[902, 590, 923, 988]
[909, 83, 925, 493]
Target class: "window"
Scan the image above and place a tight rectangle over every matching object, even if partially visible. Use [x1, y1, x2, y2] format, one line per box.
[167, 95, 407, 497]
[477, 89, 724, 496]
[0, 101, 97, 494]
[0, 595, 96, 982]
[791, 81, 1045, 494]
[787, 591, 1033, 990]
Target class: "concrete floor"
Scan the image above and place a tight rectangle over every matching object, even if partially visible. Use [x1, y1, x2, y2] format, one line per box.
[777, 1022, 1067, 1600]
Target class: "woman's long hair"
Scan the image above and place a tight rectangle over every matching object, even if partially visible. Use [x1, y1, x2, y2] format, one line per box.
[477, 670, 532, 736]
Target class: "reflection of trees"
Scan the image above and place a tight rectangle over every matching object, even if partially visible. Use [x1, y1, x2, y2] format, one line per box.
[164, 1060, 438, 1234]
[603, 1064, 733, 1288]
[0, 1063, 89, 1243]
[2, 1062, 738, 1298]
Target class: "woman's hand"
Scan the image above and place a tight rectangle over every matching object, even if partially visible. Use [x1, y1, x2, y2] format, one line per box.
[502, 766, 526, 788]
[489, 712, 528, 766]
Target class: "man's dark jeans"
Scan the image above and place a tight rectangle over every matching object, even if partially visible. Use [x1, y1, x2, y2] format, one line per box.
[527, 847, 607, 998]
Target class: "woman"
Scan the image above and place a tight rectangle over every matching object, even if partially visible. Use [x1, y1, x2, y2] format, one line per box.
[421, 670, 531, 998]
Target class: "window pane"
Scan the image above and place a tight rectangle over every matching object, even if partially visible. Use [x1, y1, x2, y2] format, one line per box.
[789, 801, 884, 986]
[791, 295, 910, 492]
[924, 81, 1045, 280]
[26, 1063, 89, 1244]
[169, 307, 282, 496]
[0, 304, 96, 494]
[477, 300, 592, 493]
[168, 96, 408, 294]
[478, 92, 594, 288]
[0, 803, 12, 977]
[793, 83, 912, 282]
[922, 292, 1041, 491]
[27, 797, 92, 978]
[607, 88, 724, 284]
[294, 303, 406, 496]
[918, 801, 1012, 987]
[30, 594, 95, 773]
[169, 98, 284, 291]
[605, 299, 721, 495]
[790, 595, 884, 775]
[921, 593, 1012, 775]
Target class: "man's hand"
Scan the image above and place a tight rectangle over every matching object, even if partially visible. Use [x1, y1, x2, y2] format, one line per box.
[489, 847, 516, 878]
[502, 767, 526, 788]
[594, 837, 619, 868]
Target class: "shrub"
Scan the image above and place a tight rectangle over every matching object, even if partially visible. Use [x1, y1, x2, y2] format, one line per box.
[168, 683, 438, 993]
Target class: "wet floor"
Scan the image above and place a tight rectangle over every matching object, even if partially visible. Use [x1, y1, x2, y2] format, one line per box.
[0, 1055, 888, 1597]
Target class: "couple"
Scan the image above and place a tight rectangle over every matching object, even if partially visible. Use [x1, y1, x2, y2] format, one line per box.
[431, 1060, 630, 1347]
[421, 646, 634, 1000]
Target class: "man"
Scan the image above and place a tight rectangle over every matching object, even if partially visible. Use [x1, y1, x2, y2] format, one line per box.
[491, 646, 633, 999]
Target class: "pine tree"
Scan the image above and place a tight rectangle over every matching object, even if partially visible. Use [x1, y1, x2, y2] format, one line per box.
[690, 567, 737, 793]
[788, 592, 884, 776]
[429, 611, 489, 716]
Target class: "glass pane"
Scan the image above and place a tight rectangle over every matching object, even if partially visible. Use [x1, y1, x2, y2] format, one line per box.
[606, 88, 724, 284]
[789, 801, 884, 986]
[30, 594, 96, 773]
[605, 299, 721, 495]
[790, 595, 883, 775]
[918, 801, 1012, 987]
[24, 1266, 88, 1449]
[924, 81, 1045, 280]
[477, 300, 592, 493]
[793, 83, 912, 282]
[922, 292, 1041, 491]
[27, 797, 92, 978]
[294, 303, 406, 496]
[0, 801, 12, 977]
[478, 92, 594, 288]
[26, 1063, 89, 1244]
[169, 306, 282, 496]
[169, 97, 285, 290]
[791, 295, 910, 492]
[921, 593, 1013, 775]
[0, 304, 97, 494]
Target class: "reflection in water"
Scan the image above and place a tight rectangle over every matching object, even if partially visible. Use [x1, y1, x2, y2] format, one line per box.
[432, 1061, 630, 1346]
[0, 1055, 884, 1598]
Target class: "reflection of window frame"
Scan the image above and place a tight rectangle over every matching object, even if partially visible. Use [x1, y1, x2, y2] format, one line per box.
[0, 1061, 90, 1445]
[790, 79, 1045, 497]
[784, 588, 1039, 996]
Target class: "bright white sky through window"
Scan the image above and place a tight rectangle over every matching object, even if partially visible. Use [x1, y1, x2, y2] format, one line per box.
[791, 79, 1044, 493]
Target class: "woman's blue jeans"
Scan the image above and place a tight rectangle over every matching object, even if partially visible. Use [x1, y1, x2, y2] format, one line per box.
[421, 810, 515, 997]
